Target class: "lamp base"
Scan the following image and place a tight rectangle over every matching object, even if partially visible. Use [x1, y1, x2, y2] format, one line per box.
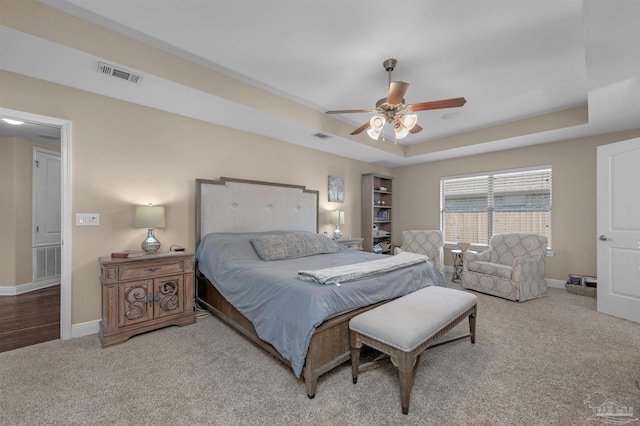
[141, 228, 161, 254]
[333, 226, 342, 240]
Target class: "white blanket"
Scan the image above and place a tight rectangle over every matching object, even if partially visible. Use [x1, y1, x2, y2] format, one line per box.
[297, 252, 428, 285]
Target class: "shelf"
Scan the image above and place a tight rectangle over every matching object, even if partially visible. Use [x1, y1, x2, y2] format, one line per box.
[362, 173, 394, 253]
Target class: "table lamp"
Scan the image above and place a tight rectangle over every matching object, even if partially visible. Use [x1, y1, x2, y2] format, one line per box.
[134, 204, 166, 254]
[330, 210, 345, 240]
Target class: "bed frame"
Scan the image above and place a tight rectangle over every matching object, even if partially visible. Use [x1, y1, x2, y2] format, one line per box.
[195, 177, 386, 398]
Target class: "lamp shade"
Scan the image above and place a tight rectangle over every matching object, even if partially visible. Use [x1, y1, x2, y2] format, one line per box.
[399, 114, 417, 130]
[134, 205, 166, 228]
[393, 114, 418, 140]
[394, 124, 410, 139]
[366, 116, 384, 140]
[330, 210, 345, 225]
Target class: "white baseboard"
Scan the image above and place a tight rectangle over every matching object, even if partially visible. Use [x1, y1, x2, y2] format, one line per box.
[0, 279, 60, 296]
[545, 278, 566, 289]
[71, 319, 101, 339]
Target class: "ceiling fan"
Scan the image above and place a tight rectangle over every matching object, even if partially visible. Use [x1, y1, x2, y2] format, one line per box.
[326, 59, 467, 141]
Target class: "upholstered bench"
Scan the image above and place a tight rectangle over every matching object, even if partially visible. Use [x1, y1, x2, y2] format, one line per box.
[349, 286, 477, 414]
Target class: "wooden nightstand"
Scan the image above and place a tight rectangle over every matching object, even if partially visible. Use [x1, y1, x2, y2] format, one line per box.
[98, 252, 196, 348]
[336, 238, 364, 251]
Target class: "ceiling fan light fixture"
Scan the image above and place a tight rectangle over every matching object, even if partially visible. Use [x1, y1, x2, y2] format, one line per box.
[394, 123, 410, 140]
[367, 128, 382, 140]
[399, 114, 418, 131]
[393, 114, 417, 140]
[326, 59, 466, 142]
[367, 116, 384, 140]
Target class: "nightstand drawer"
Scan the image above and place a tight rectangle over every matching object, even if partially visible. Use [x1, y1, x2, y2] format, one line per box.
[118, 259, 186, 281]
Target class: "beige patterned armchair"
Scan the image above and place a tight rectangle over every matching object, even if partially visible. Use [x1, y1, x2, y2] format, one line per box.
[394, 230, 444, 274]
[461, 233, 548, 301]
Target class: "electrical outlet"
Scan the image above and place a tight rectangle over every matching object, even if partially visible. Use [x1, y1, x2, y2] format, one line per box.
[76, 213, 100, 226]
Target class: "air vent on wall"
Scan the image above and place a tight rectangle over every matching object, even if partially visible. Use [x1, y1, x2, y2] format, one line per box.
[312, 132, 332, 140]
[97, 62, 143, 84]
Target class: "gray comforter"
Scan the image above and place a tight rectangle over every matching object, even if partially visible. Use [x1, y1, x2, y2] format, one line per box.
[195, 231, 445, 377]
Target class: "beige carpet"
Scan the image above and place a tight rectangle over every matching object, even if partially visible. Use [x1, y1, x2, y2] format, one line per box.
[1, 284, 639, 426]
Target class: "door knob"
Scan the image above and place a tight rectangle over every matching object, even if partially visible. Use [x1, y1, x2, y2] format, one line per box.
[599, 235, 608, 241]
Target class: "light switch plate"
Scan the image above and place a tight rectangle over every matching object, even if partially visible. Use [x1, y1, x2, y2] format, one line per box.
[76, 213, 100, 226]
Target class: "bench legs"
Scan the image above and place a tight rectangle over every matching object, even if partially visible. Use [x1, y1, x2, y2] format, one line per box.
[393, 352, 421, 415]
[350, 340, 360, 384]
[350, 305, 477, 415]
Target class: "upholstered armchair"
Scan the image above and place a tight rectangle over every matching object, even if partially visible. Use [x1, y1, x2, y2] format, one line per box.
[461, 233, 548, 301]
[394, 230, 445, 274]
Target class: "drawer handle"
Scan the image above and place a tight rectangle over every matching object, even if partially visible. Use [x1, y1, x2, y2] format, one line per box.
[146, 267, 161, 272]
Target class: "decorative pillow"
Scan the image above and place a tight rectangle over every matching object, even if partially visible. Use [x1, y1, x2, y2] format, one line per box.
[250, 232, 343, 261]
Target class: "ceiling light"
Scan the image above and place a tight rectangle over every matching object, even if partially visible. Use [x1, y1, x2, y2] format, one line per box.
[394, 122, 410, 139]
[2, 118, 24, 125]
[390, 114, 418, 140]
[366, 116, 384, 140]
[399, 114, 417, 130]
[365, 114, 418, 141]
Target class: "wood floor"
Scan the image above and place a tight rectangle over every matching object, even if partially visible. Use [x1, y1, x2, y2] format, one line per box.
[0, 285, 60, 353]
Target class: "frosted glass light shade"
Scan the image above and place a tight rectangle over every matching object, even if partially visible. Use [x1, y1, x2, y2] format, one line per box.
[394, 114, 418, 139]
[399, 114, 417, 130]
[367, 116, 385, 140]
[394, 124, 410, 139]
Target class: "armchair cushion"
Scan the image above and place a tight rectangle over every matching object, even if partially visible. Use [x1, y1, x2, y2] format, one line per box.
[466, 261, 512, 279]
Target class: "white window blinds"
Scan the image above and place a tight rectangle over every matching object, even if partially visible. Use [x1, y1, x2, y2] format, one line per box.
[440, 167, 552, 247]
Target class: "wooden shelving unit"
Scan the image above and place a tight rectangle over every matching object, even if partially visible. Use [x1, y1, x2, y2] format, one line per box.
[361, 173, 393, 253]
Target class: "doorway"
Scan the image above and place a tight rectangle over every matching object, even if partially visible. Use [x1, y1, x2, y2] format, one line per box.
[0, 107, 72, 340]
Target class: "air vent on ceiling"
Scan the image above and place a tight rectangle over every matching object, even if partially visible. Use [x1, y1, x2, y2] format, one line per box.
[97, 62, 143, 84]
[312, 132, 332, 140]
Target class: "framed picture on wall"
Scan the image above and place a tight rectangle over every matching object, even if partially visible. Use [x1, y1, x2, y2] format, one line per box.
[328, 176, 344, 203]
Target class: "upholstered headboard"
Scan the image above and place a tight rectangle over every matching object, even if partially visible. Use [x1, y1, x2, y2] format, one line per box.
[195, 177, 319, 247]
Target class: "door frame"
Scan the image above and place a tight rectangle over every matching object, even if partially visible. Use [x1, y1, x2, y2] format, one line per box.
[1, 107, 72, 340]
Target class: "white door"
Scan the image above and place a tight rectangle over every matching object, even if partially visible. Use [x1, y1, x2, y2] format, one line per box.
[33, 148, 61, 246]
[596, 137, 640, 323]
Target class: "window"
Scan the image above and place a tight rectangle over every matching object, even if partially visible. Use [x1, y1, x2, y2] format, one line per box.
[440, 166, 552, 247]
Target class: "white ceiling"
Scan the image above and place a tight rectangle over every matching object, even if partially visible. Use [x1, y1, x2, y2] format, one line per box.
[3, 0, 640, 166]
[0, 118, 61, 147]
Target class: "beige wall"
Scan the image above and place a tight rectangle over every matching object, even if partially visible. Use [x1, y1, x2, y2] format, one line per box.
[0, 69, 391, 323]
[393, 128, 640, 280]
[0, 136, 58, 286]
[6, 66, 640, 324]
[0, 138, 18, 285]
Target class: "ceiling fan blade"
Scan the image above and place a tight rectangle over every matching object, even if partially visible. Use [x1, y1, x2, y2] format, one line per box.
[326, 108, 378, 114]
[409, 124, 423, 134]
[386, 81, 410, 105]
[405, 97, 467, 112]
[350, 121, 371, 135]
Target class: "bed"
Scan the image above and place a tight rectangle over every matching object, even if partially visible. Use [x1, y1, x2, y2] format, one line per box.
[194, 177, 445, 398]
